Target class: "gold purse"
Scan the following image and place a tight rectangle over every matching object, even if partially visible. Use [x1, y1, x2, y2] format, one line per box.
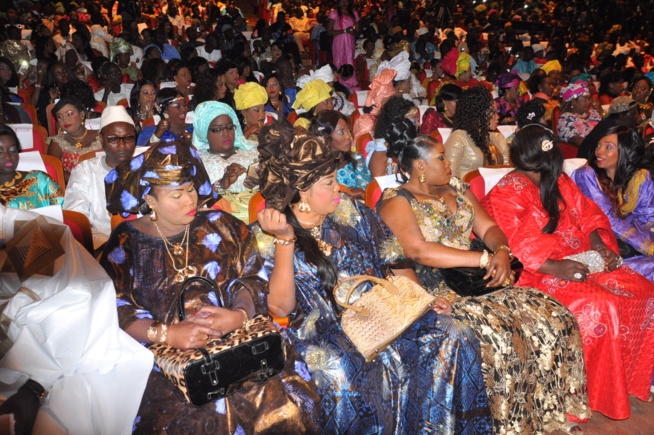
[334, 275, 436, 362]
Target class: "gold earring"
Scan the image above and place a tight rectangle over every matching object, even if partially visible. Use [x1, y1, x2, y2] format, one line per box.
[419, 173, 426, 183]
[298, 200, 311, 213]
[150, 209, 158, 221]
[243, 117, 247, 125]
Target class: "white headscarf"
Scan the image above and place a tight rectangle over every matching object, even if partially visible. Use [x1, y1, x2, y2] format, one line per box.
[296, 64, 335, 89]
[377, 51, 411, 81]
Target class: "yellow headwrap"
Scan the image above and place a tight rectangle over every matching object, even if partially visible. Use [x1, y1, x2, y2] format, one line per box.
[291, 79, 332, 111]
[456, 52, 471, 79]
[541, 60, 562, 75]
[234, 82, 269, 110]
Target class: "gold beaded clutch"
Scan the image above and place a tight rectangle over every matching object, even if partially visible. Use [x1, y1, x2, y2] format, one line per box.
[334, 275, 436, 362]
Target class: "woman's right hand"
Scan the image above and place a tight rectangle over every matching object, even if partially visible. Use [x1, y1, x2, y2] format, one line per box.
[551, 259, 590, 282]
[243, 123, 261, 139]
[165, 318, 222, 350]
[219, 163, 247, 189]
[258, 208, 295, 240]
[154, 117, 170, 137]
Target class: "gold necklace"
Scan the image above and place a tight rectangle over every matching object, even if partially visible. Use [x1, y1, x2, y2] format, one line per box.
[304, 219, 332, 256]
[67, 129, 88, 149]
[152, 221, 198, 283]
[296, 214, 324, 227]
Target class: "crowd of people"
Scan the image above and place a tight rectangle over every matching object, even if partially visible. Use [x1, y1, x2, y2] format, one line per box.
[2, 0, 654, 433]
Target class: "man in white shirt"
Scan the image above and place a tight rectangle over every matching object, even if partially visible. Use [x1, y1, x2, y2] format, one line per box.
[195, 33, 222, 66]
[93, 63, 133, 107]
[64, 106, 137, 250]
[0, 206, 152, 434]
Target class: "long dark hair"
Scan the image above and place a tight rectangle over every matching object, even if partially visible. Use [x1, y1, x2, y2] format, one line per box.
[510, 125, 565, 234]
[588, 125, 646, 218]
[384, 117, 436, 183]
[130, 79, 158, 112]
[309, 110, 356, 169]
[283, 193, 338, 298]
[453, 85, 495, 161]
[373, 95, 415, 139]
[436, 83, 462, 113]
[262, 73, 286, 109]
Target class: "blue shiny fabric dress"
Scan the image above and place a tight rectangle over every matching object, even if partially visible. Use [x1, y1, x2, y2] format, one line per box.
[251, 197, 492, 434]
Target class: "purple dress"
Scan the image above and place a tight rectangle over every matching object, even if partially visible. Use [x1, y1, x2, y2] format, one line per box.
[572, 166, 654, 280]
[329, 9, 359, 88]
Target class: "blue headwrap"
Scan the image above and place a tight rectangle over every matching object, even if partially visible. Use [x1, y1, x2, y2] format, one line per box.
[191, 101, 256, 152]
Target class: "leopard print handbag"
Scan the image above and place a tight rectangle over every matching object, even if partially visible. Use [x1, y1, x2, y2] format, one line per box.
[149, 276, 286, 407]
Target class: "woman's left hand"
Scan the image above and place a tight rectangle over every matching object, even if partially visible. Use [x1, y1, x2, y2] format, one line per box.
[192, 305, 249, 336]
[432, 297, 452, 315]
[597, 248, 620, 272]
[484, 250, 514, 287]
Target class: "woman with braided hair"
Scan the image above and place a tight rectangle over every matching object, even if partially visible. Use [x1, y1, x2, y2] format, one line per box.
[444, 85, 509, 179]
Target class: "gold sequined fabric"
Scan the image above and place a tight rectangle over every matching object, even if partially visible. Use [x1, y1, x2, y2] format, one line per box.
[382, 182, 590, 434]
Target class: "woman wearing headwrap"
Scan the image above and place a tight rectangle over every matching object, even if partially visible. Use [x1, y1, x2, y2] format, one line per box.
[101, 139, 321, 434]
[441, 49, 493, 92]
[192, 101, 259, 223]
[376, 51, 425, 105]
[251, 118, 492, 434]
[292, 79, 334, 130]
[60, 44, 93, 82]
[495, 73, 523, 125]
[557, 83, 602, 146]
[234, 82, 275, 141]
[110, 37, 140, 82]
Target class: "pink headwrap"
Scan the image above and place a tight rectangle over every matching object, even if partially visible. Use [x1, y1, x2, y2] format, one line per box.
[442, 49, 459, 77]
[561, 83, 590, 102]
[365, 69, 398, 115]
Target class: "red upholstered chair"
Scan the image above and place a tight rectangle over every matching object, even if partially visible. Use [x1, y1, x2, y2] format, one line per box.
[62, 210, 94, 253]
[551, 107, 561, 134]
[356, 132, 373, 159]
[558, 142, 579, 159]
[41, 155, 65, 192]
[364, 178, 382, 210]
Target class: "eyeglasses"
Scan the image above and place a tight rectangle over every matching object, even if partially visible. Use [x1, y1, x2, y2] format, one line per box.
[104, 135, 136, 145]
[208, 125, 235, 133]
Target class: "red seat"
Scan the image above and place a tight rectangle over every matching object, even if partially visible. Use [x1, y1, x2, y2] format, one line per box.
[558, 142, 579, 159]
[41, 154, 65, 192]
[364, 178, 382, 210]
[62, 210, 94, 253]
[356, 133, 373, 159]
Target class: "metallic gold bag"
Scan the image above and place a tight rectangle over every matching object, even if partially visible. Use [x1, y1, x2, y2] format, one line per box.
[334, 275, 436, 362]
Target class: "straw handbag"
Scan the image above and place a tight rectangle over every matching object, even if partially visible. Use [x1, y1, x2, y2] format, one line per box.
[334, 275, 436, 362]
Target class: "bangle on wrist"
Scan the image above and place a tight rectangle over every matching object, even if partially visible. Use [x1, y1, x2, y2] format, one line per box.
[234, 307, 250, 327]
[20, 379, 47, 402]
[479, 250, 492, 269]
[159, 323, 169, 345]
[495, 244, 514, 260]
[273, 236, 296, 245]
[146, 321, 161, 342]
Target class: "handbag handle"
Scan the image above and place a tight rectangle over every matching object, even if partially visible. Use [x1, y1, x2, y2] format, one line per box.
[332, 275, 400, 316]
[178, 276, 222, 322]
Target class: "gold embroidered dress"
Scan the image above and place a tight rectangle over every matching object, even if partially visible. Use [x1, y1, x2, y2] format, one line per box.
[381, 178, 590, 435]
[0, 170, 64, 209]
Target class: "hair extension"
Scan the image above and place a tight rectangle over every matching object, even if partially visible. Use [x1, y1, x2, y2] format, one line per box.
[309, 110, 357, 170]
[129, 79, 158, 112]
[510, 124, 565, 233]
[384, 117, 435, 183]
[373, 95, 416, 139]
[453, 85, 495, 161]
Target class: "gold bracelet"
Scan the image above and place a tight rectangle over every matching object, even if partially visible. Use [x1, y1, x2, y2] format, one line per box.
[146, 321, 161, 343]
[273, 236, 297, 245]
[495, 244, 514, 260]
[479, 250, 492, 269]
[158, 323, 169, 345]
[234, 307, 250, 327]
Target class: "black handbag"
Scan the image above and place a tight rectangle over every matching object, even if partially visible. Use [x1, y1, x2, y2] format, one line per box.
[616, 239, 641, 259]
[149, 276, 286, 407]
[440, 239, 524, 297]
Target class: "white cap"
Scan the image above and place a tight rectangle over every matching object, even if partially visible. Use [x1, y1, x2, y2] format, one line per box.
[532, 44, 545, 53]
[100, 105, 135, 130]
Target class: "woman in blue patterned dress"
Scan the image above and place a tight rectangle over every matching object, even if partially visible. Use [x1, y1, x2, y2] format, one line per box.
[251, 119, 492, 434]
[309, 110, 372, 198]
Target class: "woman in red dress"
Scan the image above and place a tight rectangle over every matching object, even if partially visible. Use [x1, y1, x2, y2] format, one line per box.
[483, 124, 654, 420]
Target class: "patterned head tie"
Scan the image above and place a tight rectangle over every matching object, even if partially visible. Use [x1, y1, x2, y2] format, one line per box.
[105, 139, 219, 216]
[258, 117, 343, 211]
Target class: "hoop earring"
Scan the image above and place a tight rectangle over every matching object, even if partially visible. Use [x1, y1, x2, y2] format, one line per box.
[298, 200, 311, 213]
[419, 173, 426, 183]
[150, 209, 158, 221]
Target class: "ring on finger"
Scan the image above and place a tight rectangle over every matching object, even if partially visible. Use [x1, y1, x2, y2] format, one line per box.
[502, 278, 511, 286]
[573, 272, 583, 280]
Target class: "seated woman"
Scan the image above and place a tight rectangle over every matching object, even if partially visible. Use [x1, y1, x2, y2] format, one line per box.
[572, 125, 654, 280]
[192, 101, 258, 223]
[308, 110, 371, 197]
[630, 76, 654, 130]
[251, 119, 492, 433]
[421, 83, 461, 134]
[557, 83, 602, 146]
[100, 139, 321, 434]
[598, 71, 625, 106]
[137, 88, 192, 146]
[129, 79, 157, 126]
[234, 81, 275, 142]
[527, 71, 559, 125]
[262, 73, 292, 118]
[444, 86, 509, 179]
[378, 119, 589, 434]
[291, 79, 334, 130]
[189, 68, 227, 111]
[0, 125, 64, 209]
[495, 73, 523, 125]
[47, 97, 103, 182]
[483, 124, 654, 420]
[352, 69, 398, 148]
[367, 96, 419, 177]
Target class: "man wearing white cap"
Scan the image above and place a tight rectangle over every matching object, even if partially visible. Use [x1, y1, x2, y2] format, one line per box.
[64, 106, 137, 251]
